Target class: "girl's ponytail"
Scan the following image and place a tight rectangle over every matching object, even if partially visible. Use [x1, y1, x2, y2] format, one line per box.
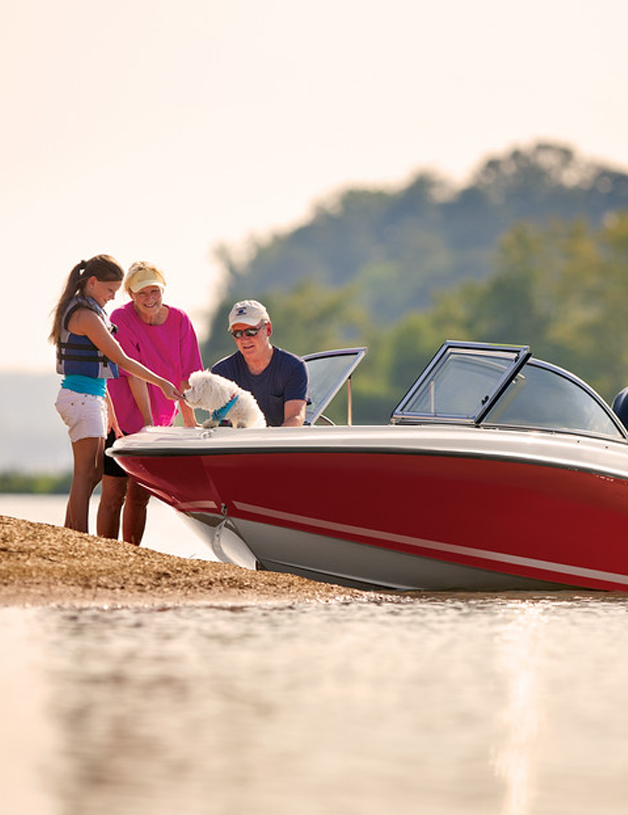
[49, 254, 124, 344]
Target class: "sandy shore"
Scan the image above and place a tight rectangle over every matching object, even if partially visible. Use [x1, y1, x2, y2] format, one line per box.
[0, 514, 367, 608]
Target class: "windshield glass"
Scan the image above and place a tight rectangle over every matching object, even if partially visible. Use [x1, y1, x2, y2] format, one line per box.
[304, 348, 366, 424]
[483, 363, 623, 437]
[392, 341, 624, 439]
[397, 348, 521, 418]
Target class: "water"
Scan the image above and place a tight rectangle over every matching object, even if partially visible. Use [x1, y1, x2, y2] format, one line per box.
[1, 497, 628, 814]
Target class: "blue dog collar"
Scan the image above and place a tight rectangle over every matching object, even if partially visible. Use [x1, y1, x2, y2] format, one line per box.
[211, 393, 239, 423]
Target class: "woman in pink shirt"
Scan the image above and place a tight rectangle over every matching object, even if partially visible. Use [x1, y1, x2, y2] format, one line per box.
[96, 261, 203, 545]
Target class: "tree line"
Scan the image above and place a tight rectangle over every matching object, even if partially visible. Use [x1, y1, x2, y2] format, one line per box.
[204, 212, 628, 423]
[212, 141, 628, 327]
[203, 143, 628, 423]
[0, 471, 72, 494]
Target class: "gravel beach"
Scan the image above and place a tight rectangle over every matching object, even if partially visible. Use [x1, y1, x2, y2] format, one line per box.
[0, 514, 365, 607]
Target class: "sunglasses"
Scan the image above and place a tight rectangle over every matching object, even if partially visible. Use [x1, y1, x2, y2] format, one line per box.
[231, 323, 266, 339]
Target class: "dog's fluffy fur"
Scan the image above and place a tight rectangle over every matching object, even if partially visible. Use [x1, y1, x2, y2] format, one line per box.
[184, 370, 267, 428]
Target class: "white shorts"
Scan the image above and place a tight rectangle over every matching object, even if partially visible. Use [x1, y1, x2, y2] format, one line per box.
[55, 389, 108, 443]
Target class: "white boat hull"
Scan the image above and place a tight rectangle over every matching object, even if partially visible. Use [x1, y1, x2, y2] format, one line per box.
[186, 510, 566, 591]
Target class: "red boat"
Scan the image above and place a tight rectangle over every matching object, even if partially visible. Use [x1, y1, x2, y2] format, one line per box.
[110, 342, 628, 592]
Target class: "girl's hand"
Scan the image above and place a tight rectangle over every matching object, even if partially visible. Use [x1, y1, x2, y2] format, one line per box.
[160, 381, 185, 401]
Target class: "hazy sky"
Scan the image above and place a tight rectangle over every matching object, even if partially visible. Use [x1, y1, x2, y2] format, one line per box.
[2, 0, 628, 372]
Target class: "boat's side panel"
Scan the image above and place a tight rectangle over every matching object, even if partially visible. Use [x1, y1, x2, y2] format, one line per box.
[118, 448, 628, 591]
[232, 518, 565, 591]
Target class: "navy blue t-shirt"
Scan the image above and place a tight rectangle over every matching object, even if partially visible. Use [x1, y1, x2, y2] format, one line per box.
[211, 347, 310, 427]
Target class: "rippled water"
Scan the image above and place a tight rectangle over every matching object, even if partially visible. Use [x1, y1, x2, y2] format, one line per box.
[2, 594, 628, 815]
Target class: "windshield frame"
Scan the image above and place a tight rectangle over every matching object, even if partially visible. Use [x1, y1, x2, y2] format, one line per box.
[391, 340, 627, 441]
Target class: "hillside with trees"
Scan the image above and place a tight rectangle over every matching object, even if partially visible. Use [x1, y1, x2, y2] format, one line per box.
[202, 142, 628, 424]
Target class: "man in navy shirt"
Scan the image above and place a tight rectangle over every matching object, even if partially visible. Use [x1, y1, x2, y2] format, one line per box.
[211, 300, 310, 427]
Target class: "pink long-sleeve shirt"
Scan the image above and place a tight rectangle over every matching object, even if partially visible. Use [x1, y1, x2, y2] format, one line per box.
[107, 301, 203, 434]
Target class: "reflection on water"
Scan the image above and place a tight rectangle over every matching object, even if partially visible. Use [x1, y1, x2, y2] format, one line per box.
[2, 593, 628, 815]
[0, 609, 59, 815]
[493, 602, 546, 815]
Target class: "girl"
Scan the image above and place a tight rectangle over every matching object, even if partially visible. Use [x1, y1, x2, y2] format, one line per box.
[50, 254, 183, 533]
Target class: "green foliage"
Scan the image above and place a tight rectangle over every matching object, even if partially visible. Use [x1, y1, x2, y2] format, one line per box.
[201, 280, 369, 366]
[415, 213, 628, 403]
[209, 213, 628, 422]
[201, 142, 628, 423]
[0, 471, 72, 494]
[214, 142, 628, 326]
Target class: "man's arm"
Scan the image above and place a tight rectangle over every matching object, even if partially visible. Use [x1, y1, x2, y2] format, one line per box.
[282, 399, 307, 427]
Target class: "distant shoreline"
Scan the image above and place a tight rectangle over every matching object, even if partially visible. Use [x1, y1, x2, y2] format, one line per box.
[0, 514, 366, 608]
[0, 472, 72, 495]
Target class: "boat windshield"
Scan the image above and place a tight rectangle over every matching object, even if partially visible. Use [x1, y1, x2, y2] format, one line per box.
[303, 348, 367, 425]
[483, 362, 623, 437]
[392, 341, 626, 440]
[392, 343, 529, 421]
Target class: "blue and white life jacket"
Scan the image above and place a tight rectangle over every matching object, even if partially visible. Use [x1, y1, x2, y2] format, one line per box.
[56, 295, 119, 379]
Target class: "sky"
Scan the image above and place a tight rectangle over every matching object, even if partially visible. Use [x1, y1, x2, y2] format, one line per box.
[2, 0, 628, 373]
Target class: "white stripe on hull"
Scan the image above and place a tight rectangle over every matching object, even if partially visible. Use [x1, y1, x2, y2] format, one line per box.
[231, 501, 628, 588]
[186, 511, 575, 591]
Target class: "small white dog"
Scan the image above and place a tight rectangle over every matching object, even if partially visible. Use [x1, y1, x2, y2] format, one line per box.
[184, 370, 267, 428]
